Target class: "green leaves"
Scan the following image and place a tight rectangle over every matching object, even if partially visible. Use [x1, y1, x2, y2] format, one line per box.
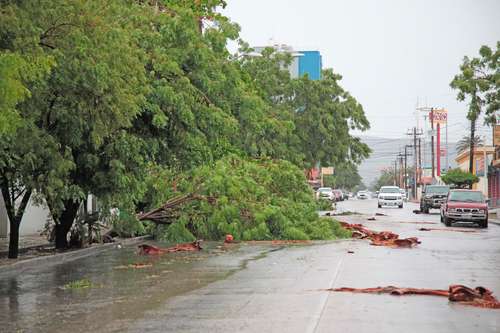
[451, 42, 499, 124]
[148, 155, 350, 242]
[1, 0, 370, 248]
[441, 168, 479, 189]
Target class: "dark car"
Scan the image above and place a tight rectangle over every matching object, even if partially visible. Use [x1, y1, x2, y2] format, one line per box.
[440, 189, 488, 228]
[420, 185, 450, 213]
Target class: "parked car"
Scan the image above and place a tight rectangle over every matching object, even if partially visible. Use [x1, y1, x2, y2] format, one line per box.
[316, 187, 335, 201]
[378, 186, 403, 208]
[356, 190, 369, 199]
[440, 189, 488, 228]
[342, 191, 349, 201]
[420, 185, 450, 213]
[399, 188, 408, 202]
[332, 189, 343, 201]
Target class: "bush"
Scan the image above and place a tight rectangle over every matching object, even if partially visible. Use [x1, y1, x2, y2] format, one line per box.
[144, 155, 350, 242]
[441, 168, 479, 188]
[111, 209, 146, 238]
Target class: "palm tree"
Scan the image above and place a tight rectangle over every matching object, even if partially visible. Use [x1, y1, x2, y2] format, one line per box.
[456, 135, 484, 154]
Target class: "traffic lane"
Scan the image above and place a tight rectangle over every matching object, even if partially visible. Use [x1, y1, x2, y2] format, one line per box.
[339, 198, 432, 222]
[321, 200, 500, 332]
[123, 199, 500, 332]
[124, 241, 356, 333]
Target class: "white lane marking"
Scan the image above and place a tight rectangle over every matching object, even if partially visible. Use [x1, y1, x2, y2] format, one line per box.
[306, 254, 345, 333]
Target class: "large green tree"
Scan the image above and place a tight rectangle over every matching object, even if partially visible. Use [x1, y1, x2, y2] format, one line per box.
[1, 0, 372, 255]
[239, 49, 371, 169]
[1, 0, 149, 249]
[451, 42, 499, 173]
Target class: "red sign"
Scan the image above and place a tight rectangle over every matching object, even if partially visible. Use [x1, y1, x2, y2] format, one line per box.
[430, 109, 447, 125]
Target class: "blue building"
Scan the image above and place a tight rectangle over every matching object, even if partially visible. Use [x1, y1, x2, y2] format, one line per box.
[298, 50, 322, 80]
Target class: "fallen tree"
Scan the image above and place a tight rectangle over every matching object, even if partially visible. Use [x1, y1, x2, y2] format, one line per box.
[137, 155, 352, 242]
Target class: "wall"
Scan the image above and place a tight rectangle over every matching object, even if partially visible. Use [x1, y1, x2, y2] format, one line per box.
[0, 194, 7, 238]
[0, 194, 51, 237]
[298, 51, 322, 80]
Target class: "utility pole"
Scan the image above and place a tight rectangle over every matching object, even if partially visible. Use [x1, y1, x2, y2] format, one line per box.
[407, 128, 423, 200]
[398, 154, 404, 188]
[404, 146, 408, 191]
[430, 107, 435, 179]
[394, 160, 398, 186]
[418, 138, 422, 184]
[400, 146, 413, 192]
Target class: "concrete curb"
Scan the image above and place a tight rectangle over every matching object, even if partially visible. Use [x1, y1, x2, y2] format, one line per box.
[489, 219, 500, 226]
[0, 235, 152, 276]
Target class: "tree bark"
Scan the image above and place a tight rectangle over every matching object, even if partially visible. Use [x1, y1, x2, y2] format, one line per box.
[6, 190, 31, 259]
[8, 220, 19, 259]
[469, 118, 476, 189]
[54, 200, 81, 249]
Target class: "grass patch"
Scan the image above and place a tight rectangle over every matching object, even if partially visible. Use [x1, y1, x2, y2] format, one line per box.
[63, 279, 94, 290]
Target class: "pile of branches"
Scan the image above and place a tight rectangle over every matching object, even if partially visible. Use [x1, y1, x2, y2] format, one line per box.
[340, 222, 420, 248]
[137, 193, 216, 224]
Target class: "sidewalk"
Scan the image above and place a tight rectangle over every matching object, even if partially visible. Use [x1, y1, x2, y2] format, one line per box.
[0, 234, 50, 253]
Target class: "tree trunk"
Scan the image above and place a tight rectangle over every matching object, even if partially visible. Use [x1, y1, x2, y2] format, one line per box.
[54, 200, 81, 249]
[8, 220, 19, 259]
[6, 189, 31, 259]
[469, 118, 476, 189]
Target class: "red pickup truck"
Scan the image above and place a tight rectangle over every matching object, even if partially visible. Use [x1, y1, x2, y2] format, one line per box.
[440, 189, 488, 228]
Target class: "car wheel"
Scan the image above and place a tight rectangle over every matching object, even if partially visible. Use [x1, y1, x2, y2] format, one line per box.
[440, 214, 443, 223]
[444, 216, 451, 227]
[479, 218, 488, 228]
[378, 204, 382, 208]
[398, 204, 403, 209]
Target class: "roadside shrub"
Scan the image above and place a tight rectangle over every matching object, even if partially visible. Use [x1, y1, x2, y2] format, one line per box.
[316, 200, 333, 210]
[154, 217, 196, 243]
[144, 155, 350, 242]
[111, 210, 146, 238]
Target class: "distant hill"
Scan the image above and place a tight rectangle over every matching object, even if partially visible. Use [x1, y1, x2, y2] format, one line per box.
[358, 136, 458, 186]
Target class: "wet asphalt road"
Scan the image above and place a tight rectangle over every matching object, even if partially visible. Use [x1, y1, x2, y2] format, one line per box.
[1, 199, 500, 332]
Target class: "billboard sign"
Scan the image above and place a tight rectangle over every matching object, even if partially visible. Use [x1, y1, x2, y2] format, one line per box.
[321, 167, 334, 175]
[430, 109, 447, 125]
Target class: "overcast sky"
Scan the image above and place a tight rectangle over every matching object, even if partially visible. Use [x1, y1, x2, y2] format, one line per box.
[222, 0, 500, 142]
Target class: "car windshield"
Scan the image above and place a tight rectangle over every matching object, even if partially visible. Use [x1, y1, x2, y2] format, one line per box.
[426, 186, 449, 194]
[449, 191, 484, 203]
[380, 188, 399, 193]
[318, 188, 332, 192]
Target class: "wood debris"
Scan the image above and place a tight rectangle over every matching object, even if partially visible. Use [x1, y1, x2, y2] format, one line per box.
[138, 241, 203, 255]
[340, 222, 421, 248]
[327, 285, 500, 309]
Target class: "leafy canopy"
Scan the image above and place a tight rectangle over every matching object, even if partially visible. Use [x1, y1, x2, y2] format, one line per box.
[441, 168, 479, 189]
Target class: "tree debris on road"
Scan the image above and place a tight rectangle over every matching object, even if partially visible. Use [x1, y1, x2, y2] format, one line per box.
[327, 285, 500, 309]
[340, 222, 421, 248]
[138, 241, 203, 255]
[137, 193, 216, 224]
